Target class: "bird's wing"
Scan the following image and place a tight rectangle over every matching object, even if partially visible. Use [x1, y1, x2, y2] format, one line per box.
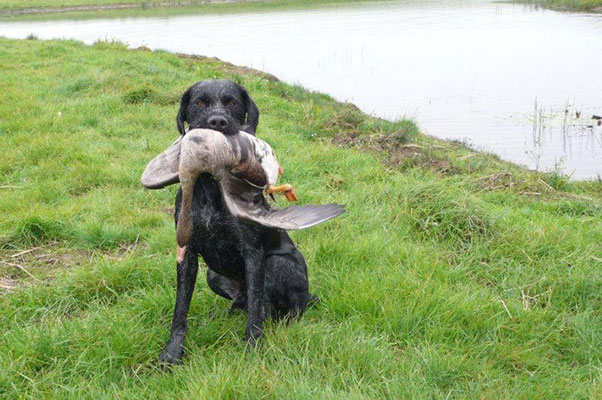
[220, 172, 345, 230]
[140, 136, 181, 189]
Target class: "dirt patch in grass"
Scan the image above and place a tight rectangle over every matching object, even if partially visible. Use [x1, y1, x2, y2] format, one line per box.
[476, 172, 516, 191]
[333, 131, 459, 175]
[0, 244, 88, 291]
[0, 276, 18, 290]
[325, 105, 461, 174]
[0, 240, 143, 292]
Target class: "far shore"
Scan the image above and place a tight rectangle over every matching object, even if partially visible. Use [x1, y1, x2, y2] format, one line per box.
[1, 0, 600, 20]
[0, 0, 369, 17]
[511, 0, 602, 13]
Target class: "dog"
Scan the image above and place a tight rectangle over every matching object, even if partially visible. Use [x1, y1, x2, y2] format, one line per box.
[159, 79, 313, 364]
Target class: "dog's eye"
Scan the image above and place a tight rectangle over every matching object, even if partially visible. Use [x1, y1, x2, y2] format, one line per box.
[196, 100, 206, 108]
[226, 99, 236, 107]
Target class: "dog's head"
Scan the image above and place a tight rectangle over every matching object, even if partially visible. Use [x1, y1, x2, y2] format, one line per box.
[176, 79, 259, 137]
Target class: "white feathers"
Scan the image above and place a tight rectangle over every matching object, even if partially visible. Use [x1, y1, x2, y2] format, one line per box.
[241, 131, 280, 186]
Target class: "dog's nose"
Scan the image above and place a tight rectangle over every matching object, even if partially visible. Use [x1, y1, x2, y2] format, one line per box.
[207, 116, 228, 130]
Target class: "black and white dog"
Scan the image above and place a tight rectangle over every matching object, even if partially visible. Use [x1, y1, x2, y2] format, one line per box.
[159, 79, 313, 364]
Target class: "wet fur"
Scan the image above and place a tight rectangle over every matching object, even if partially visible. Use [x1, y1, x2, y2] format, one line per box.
[159, 80, 312, 364]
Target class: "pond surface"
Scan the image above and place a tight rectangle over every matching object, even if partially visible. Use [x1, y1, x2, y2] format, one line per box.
[1, 0, 601, 179]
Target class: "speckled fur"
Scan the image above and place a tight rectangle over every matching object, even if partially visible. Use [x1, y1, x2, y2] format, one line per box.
[159, 80, 312, 364]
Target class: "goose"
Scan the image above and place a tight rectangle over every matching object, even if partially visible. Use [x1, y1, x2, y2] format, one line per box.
[141, 129, 345, 262]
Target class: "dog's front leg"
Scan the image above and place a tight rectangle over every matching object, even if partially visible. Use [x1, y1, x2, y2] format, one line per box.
[159, 250, 199, 364]
[244, 246, 265, 348]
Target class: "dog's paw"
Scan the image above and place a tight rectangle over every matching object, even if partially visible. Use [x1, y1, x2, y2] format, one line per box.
[245, 327, 262, 350]
[245, 338, 258, 353]
[159, 342, 184, 365]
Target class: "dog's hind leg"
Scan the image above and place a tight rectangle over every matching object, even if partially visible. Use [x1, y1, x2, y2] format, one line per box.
[264, 250, 311, 320]
[206, 269, 247, 313]
[159, 250, 199, 365]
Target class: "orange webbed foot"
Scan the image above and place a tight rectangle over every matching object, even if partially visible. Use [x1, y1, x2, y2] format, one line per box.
[266, 184, 298, 202]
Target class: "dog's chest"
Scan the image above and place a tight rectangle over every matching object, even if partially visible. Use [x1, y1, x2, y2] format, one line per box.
[186, 180, 248, 277]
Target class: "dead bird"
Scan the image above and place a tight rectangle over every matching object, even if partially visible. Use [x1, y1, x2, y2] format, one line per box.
[142, 128, 345, 264]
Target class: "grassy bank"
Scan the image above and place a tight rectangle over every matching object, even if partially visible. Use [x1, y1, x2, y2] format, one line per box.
[0, 0, 230, 13]
[0, 0, 374, 16]
[1, 37, 602, 399]
[516, 0, 602, 12]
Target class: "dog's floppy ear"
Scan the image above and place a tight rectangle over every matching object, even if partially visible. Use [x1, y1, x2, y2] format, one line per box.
[239, 86, 259, 135]
[176, 87, 192, 136]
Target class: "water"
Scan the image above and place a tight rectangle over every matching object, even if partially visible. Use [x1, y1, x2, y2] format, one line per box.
[1, 0, 601, 179]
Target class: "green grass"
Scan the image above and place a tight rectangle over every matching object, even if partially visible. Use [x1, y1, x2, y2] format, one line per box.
[1, 37, 602, 399]
[516, 0, 602, 12]
[0, 0, 379, 15]
[0, 0, 212, 12]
